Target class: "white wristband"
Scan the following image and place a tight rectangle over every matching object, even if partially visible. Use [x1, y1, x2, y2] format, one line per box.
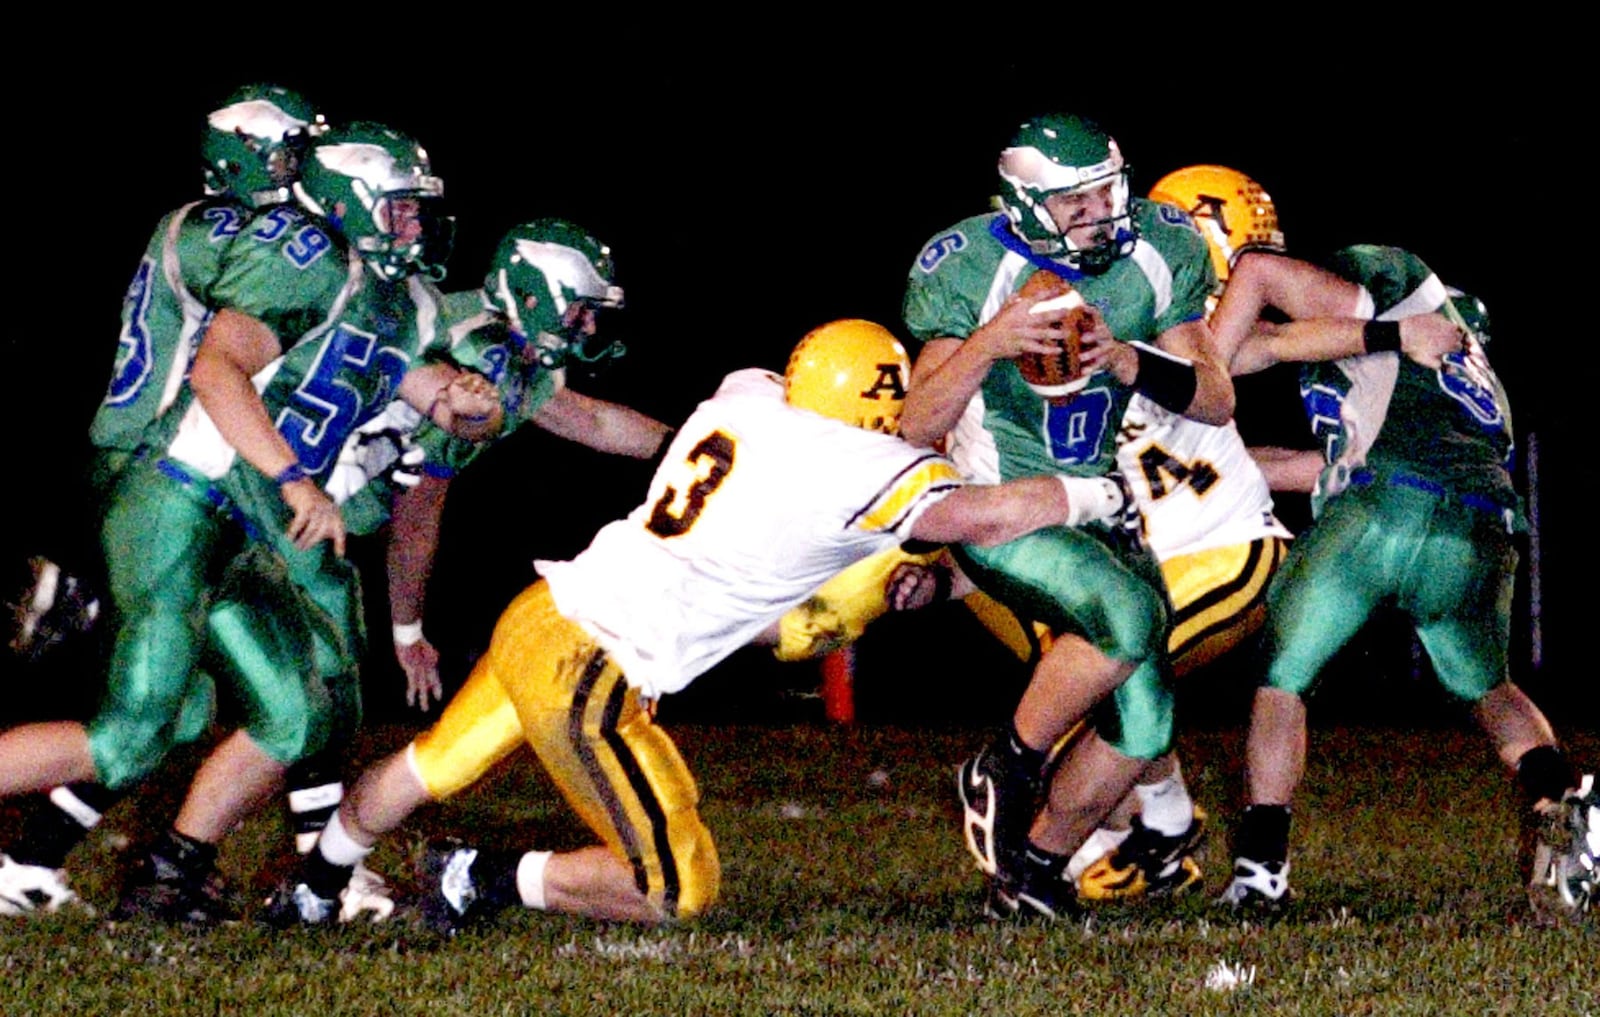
[1057, 475, 1126, 527]
[392, 620, 425, 647]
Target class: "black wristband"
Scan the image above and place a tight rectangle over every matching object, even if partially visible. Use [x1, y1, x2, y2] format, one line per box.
[1362, 319, 1402, 354]
[274, 462, 308, 485]
[1132, 345, 1198, 413]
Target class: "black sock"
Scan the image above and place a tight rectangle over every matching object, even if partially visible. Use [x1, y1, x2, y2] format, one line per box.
[473, 849, 523, 911]
[1002, 728, 1048, 781]
[10, 783, 123, 869]
[152, 829, 218, 885]
[285, 755, 344, 853]
[302, 848, 355, 902]
[1515, 745, 1576, 805]
[1234, 805, 1291, 865]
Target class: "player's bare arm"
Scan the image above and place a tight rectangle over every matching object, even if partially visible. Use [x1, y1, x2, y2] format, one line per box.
[900, 296, 1080, 447]
[531, 385, 672, 459]
[191, 308, 292, 476]
[911, 475, 1085, 547]
[1248, 445, 1324, 494]
[387, 474, 449, 712]
[1210, 250, 1364, 370]
[192, 309, 345, 555]
[1233, 313, 1466, 375]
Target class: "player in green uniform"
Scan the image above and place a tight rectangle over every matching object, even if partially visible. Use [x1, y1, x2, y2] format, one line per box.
[375, 218, 671, 713]
[901, 113, 1234, 918]
[0, 121, 499, 921]
[10, 85, 325, 664]
[141, 216, 668, 924]
[1211, 245, 1596, 920]
[0, 84, 329, 917]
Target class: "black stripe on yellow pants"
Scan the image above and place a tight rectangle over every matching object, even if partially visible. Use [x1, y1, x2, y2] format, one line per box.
[1164, 537, 1288, 676]
[415, 581, 717, 919]
[567, 652, 681, 912]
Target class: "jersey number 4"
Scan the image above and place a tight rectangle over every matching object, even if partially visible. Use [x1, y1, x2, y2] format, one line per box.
[647, 432, 736, 537]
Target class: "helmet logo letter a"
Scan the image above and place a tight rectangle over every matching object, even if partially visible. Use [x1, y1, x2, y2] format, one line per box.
[860, 363, 906, 400]
[1194, 194, 1232, 235]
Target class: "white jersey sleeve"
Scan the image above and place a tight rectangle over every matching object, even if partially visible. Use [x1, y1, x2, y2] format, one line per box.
[540, 369, 962, 698]
[1117, 395, 1290, 561]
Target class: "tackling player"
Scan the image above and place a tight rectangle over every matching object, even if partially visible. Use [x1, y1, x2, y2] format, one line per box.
[1210, 244, 1596, 920]
[268, 319, 1133, 926]
[900, 113, 1233, 919]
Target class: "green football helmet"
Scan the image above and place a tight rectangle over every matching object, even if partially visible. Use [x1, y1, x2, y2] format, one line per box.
[201, 84, 325, 208]
[294, 122, 453, 281]
[1446, 287, 1491, 345]
[483, 219, 625, 369]
[997, 113, 1136, 274]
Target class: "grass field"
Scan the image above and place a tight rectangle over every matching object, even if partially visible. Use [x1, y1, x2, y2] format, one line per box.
[4, 722, 1595, 1016]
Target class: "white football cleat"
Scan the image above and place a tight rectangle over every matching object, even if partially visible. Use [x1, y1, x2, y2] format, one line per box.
[0, 853, 78, 916]
[1529, 773, 1597, 921]
[1219, 857, 1290, 911]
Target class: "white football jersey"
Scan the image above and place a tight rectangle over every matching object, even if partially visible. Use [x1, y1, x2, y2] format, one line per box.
[540, 369, 962, 699]
[1117, 394, 1290, 561]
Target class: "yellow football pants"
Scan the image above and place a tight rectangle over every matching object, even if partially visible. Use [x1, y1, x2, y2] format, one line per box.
[412, 581, 719, 920]
[968, 536, 1288, 677]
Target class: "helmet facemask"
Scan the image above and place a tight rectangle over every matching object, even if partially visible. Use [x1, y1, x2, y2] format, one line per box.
[362, 192, 455, 282]
[997, 120, 1136, 274]
[485, 225, 626, 370]
[295, 123, 454, 282]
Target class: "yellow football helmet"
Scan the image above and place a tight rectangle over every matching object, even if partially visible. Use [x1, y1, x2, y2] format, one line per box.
[784, 319, 910, 435]
[1148, 165, 1284, 283]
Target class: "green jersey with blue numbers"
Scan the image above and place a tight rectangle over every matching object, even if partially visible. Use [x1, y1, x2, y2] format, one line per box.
[333, 294, 561, 534]
[437, 293, 561, 438]
[90, 198, 255, 454]
[903, 199, 1215, 482]
[161, 206, 443, 492]
[1304, 245, 1518, 517]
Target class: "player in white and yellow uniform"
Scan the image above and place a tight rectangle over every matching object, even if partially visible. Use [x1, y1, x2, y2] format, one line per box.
[267, 319, 1128, 926]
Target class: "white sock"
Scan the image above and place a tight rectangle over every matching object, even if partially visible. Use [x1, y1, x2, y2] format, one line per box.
[1066, 827, 1130, 882]
[1136, 775, 1194, 836]
[516, 851, 552, 910]
[315, 812, 373, 869]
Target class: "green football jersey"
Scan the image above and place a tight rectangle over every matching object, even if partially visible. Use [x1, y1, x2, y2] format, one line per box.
[335, 294, 564, 535]
[903, 200, 1214, 481]
[1303, 245, 1518, 514]
[164, 207, 445, 494]
[437, 291, 561, 436]
[90, 198, 255, 453]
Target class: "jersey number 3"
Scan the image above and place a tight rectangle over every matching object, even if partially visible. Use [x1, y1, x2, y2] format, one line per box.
[647, 432, 736, 537]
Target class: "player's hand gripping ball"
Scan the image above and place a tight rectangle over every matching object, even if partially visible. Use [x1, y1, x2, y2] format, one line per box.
[1017, 269, 1093, 405]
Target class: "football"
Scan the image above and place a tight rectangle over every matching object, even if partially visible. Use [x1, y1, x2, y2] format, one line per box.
[1016, 269, 1092, 404]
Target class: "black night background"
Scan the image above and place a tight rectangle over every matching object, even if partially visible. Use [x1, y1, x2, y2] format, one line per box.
[5, 39, 1583, 732]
